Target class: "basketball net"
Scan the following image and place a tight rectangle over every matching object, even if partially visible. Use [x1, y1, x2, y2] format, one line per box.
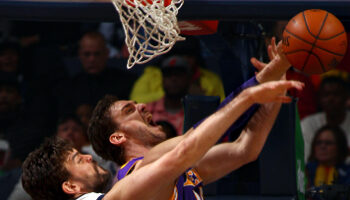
[111, 0, 185, 69]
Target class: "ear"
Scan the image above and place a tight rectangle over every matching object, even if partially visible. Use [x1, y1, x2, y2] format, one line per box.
[109, 132, 126, 146]
[62, 180, 80, 195]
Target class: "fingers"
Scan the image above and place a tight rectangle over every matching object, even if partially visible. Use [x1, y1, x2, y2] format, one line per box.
[284, 80, 304, 91]
[268, 37, 277, 60]
[276, 41, 283, 55]
[276, 96, 292, 103]
[272, 80, 304, 92]
[249, 80, 304, 104]
[250, 57, 266, 72]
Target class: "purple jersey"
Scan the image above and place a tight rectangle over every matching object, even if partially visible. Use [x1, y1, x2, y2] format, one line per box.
[117, 157, 203, 200]
[116, 77, 260, 199]
[116, 157, 143, 181]
[171, 169, 204, 200]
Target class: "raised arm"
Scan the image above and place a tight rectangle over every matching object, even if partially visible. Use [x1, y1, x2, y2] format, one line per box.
[193, 100, 283, 184]
[103, 80, 303, 200]
[139, 40, 291, 167]
[193, 40, 291, 140]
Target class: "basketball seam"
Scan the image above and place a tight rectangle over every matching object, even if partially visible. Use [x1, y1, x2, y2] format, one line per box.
[301, 11, 328, 72]
[285, 29, 313, 46]
[316, 31, 346, 40]
[308, 51, 326, 73]
[285, 49, 311, 55]
[284, 29, 345, 57]
[285, 50, 326, 73]
[302, 11, 318, 39]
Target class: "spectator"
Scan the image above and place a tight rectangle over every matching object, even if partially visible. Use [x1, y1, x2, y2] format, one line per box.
[56, 115, 117, 175]
[0, 41, 31, 101]
[58, 32, 137, 116]
[301, 76, 350, 161]
[306, 125, 350, 188]
[0, 71, 49, 200]
[75, 103, 93, 129]
[0, 72, 22, 170]
[56, 115, 89, 152]
[146, 56, 192, 135]
[130, 36, 225, 103]
[0, 41, 21, 73]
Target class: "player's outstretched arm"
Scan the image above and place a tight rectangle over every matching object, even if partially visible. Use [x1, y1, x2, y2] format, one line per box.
[103, 80, 303, 200]
[193, 80, 304, 185]
[138, 39, 293, 169]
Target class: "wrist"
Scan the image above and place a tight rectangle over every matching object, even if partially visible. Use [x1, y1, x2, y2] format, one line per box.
[241, 88, 255, 105]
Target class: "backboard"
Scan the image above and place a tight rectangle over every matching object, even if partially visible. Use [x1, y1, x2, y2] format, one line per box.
[1, 0, 350, 22]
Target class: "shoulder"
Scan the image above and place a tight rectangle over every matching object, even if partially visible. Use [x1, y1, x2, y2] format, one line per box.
[75, 192, 105, 200]
[301, 112, 325, 124]
[118, 157, 144, 180]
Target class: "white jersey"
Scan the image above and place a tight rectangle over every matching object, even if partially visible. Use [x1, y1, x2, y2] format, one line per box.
[76, 192, 104, 200]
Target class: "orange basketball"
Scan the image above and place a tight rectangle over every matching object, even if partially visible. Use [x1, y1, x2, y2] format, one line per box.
[282, 9, 348, 74]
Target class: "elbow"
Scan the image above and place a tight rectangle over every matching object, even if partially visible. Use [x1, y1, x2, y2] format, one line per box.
[247, 152, 259, 163]
[241, 149, 260, 165]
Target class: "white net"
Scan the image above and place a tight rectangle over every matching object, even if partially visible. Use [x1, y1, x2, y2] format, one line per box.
[111, 0, 185, 69]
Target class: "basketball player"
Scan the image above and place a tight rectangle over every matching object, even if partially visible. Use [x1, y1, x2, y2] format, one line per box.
[22, 77, 303, 200]
[85, 40, 294, 198]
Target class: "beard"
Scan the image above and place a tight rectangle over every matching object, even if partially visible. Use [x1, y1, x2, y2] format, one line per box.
[137, 125, 167, 147]
[91, 162, 112, 193]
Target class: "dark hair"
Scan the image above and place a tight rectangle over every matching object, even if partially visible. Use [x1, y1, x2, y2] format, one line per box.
[22, 137, 74, 200]
[79, 31, 107, 49]
[88, 95, 125, 165]
[319, 76, 349, 93]
[308, 125, 349, 165]
[56, 114, 86, 135]
[57, 114, 83, 127]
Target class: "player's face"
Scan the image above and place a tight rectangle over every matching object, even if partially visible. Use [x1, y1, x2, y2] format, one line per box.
[314, 130, 337, 165]
[109, 100, 166, 146]
[64, 149, 111, 193]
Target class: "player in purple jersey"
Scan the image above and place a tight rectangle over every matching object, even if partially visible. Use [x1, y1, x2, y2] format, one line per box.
[21, 71, 303, 200]
[85, 40, 294, 199]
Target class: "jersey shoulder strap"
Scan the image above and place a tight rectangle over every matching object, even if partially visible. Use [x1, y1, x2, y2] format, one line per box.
[117, 157, 144, 180]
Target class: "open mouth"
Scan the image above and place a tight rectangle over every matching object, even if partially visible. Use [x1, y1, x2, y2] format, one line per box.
[144, 112, 157, 127]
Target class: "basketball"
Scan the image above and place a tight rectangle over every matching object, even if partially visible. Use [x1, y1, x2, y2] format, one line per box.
[282, 9, 348, 74]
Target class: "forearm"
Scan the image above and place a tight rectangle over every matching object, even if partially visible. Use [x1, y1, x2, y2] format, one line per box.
[195, 102, 282, 184]
[193, 76, 260, 140]
[179, 89, 253, 167]
[239, 101, 282, 161]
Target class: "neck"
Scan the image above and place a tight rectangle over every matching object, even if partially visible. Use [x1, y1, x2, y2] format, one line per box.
[164, 96, 183, 113]
[326, 111, 346, 126]
[319, 160, 337, 167]
[124, 142, 151, 162]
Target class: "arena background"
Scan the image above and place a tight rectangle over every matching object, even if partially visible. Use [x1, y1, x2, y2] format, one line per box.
[0, 1, 350, 199]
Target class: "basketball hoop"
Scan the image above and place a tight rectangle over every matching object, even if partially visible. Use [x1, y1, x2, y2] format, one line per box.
[111, 0, 185, 69]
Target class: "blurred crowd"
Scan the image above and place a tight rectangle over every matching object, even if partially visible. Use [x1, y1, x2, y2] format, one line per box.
[0, 20, 349, 199]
